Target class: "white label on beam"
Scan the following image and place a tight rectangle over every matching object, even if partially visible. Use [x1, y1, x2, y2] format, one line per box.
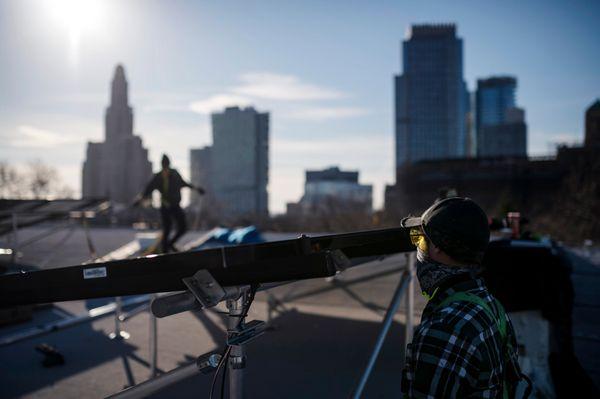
[83, 267, 107, 279]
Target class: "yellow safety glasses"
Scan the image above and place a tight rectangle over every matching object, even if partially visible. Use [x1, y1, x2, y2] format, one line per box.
[409, 227, 428, 252]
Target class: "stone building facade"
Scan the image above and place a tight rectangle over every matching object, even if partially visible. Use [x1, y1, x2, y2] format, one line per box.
[82, 65, 152, 205]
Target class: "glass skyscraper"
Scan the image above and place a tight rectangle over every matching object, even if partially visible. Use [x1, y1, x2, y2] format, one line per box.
[476, 76, 527, 157]
[395, 24, 468, 169]
[475, 77, 516, 134]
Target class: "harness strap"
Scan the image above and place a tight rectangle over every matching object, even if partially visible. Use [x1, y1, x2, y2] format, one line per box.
[437, 292, 507, 340]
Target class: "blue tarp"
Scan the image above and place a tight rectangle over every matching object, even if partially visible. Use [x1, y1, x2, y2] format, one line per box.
[191, 226, 265, 250]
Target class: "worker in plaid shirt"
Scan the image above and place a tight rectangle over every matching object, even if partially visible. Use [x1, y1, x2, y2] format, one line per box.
[400, 197, 529, 398]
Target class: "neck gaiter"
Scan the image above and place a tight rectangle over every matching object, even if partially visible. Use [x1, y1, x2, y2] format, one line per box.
[415, 248, 472, 299]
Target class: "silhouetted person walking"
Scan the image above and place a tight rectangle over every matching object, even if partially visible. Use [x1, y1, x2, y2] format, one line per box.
[136, 154, 204, 253]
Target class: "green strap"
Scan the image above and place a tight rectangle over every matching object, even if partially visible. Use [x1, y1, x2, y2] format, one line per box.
[436, 292, 510, 399]
[421, 286, 440, 301]
[436, 292, 507, 340]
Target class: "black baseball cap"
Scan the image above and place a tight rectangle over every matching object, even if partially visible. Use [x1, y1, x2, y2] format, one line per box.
[401, 197, 490, 264]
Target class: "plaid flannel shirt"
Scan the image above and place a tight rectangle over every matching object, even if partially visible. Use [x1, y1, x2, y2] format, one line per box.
[401, 275, 519, 398]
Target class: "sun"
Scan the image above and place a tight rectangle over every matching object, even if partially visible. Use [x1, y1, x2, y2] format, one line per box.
[45, 0, 106, 66]
[48, 0, 104, 31]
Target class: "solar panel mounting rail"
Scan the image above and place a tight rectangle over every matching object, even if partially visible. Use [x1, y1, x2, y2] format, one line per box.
[0, 227, 414, 307]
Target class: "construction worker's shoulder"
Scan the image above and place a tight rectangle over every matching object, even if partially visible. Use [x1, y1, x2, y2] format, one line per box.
[424, 289, 498, 342]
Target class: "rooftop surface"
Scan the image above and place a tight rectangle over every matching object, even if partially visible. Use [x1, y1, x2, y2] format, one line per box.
[0, 226, 598, 398]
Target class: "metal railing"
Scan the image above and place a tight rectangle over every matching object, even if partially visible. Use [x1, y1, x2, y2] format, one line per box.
[352, 252, 415, 398]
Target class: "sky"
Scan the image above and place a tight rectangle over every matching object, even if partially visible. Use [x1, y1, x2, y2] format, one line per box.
[0, 0, 598, 213]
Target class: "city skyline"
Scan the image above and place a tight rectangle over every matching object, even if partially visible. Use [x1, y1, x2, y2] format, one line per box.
[0, 0, 598, 213]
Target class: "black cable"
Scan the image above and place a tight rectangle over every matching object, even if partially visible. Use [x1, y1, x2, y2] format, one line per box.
[214, 284, 260, 399]
[220, 351, 229, 399]
[521, 372, 533, 399]
[209, 345, 231, 399]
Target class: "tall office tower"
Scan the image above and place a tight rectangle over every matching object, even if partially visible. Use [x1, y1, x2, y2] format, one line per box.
[462, 90, 477, 157]
[476, 76, 527, 157]
[395, 24, 469, 170]
[585, 99, 600, 148]
[476, 77, 516, 128]
[209, 106, 269, 219]
[82, 65, 152, 204]
[189, 146, 213, 209]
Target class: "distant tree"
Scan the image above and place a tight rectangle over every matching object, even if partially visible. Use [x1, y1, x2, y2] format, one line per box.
[54, 184, 75, 199]
[534, 148, 600, 243]
[28, 160, 58, 199]
[266, 196, 375, 233]
[0, 162, 24, 198]
[0, 160, 74, 199]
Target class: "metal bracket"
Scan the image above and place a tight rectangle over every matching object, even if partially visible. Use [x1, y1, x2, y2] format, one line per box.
[329, 249, 352, 272]
[182, 269, 226, 308]
[227, 319, 267, 346]
[229, 355, 246, 370]
[196, 352, 222, 374]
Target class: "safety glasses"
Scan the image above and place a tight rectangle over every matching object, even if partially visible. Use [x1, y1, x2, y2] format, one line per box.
[409, 227, 428, 252]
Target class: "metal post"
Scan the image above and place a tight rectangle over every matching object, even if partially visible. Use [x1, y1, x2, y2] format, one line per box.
[1, 296, 150, 347]
[351, 270, 410, 399]
[404, 253, 415, 350]
[82, 215, 97, 260]
[149, 294, 158, 377]
[266, 294, 274, 325]
[227, 295, 246, 399]
[107, 362, 199, 399]
[11, 213, 18, 264]
[109, 296, 130, 340]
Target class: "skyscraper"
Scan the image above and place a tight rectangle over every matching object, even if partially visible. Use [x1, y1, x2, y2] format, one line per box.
[190, 106, 268, 220]
[82, 65, 152, 204]
[475, 76, 527, 157]
[395, 24, 468, 169]
[476, 77, 516, 129]
[189, 146, 213, 209]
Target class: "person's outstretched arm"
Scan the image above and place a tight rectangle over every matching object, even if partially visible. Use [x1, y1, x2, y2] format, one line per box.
[174, 170, 205, 194]
[133, 174, 158, 205]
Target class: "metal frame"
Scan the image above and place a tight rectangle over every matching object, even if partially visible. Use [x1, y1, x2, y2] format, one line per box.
[0, 295, 150, 347]
[0, 227, 418, 398]
[0, 215, 165, 394]
[109, 296, 131, 340]
[108, 254, 417, 399]
[109, 272, 267, 399]
[226, 295, 248, 399]
[1, 200, 110, 263]
[351, 254, 415, 399]
[0, 229, 162, 377]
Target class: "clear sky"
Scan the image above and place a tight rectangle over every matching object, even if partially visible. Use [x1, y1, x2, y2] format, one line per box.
[1, 0, 598, 213]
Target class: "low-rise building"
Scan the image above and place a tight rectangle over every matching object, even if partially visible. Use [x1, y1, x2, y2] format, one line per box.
[287, 166, 372, 216]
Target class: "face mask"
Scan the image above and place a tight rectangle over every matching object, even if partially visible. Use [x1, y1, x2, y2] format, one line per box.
[416, 248, 471, 300]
